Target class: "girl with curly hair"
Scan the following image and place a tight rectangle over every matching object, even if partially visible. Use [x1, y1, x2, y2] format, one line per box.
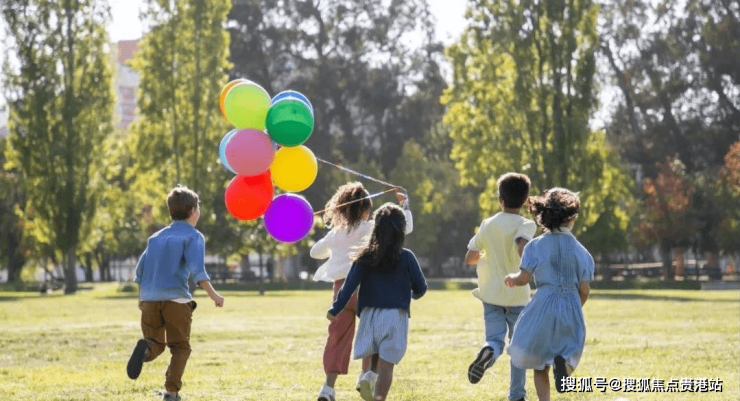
[504, 188, 595, 401]
[311, 182, 412, 401]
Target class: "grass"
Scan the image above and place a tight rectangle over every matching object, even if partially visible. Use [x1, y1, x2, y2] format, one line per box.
[0, 284, 737, 400]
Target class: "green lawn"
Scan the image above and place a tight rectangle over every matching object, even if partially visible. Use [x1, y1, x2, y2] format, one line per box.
[0, 284, 737, 400]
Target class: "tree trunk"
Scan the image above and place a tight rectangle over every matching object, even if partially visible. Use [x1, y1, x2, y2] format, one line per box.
[64, 247, 78, 294]
[673, 248, 685, 279]
[239, 254, 250, 282]
[84, 253, 94, 282]
[661, 246, 673, 281]
[6, 232, 25, 283]
[258, 252, 264, 296]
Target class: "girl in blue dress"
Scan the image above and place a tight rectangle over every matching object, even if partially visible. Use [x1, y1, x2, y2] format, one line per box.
[504, 188, 594, 400]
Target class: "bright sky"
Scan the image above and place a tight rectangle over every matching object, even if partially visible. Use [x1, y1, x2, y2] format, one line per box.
[109, 0, 468, 44]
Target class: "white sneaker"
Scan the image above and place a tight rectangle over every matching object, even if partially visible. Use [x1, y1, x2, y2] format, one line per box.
[355, 372, 363, 392]
[317, 384, 335, 401]
[358, 371, 378, 401]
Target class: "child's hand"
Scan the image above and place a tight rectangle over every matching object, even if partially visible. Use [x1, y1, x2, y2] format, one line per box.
[326, 312, 336, 321]
[394, 187, 408, 204]
[211, 294, 224, 307]
[504, 274, 516, 288]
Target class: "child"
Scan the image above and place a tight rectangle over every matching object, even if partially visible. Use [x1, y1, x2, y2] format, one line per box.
[464, 173, 536, 401]
[504, 188, 594, 401]
[326, 203, 427, 401]
[311, 182, 412, 401]
[126, 185, 225, 401]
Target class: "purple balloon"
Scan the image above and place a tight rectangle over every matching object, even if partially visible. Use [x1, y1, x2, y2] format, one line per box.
[264, 194, 314, 243]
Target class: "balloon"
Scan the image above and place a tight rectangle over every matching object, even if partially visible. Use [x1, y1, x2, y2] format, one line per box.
[264, 194, 314, 243]
[265, 99, 314, 147]
[218, 129, 238, 173]
[271, 90, 314, 115]
[224, 172, 273, 221]
[219, 79, 249, 117]
[224, 129, 275, 176]
[224, 82, 271, 129]
[270, 145, 318, 192]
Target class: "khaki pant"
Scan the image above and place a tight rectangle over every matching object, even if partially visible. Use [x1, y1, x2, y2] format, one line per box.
[140, 300, 196, 393]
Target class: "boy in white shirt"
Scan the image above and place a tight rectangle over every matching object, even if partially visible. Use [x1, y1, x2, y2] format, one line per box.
[464, 173, 536, 401]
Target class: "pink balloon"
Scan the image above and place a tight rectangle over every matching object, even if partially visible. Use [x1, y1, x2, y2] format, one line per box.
[224, 129, 275, 176]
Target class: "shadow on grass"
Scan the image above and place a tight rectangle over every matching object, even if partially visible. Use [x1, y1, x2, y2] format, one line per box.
[589, 292, 737, 303]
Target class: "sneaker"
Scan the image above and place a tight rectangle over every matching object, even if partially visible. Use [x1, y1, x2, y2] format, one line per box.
[467, 346, 495, 384]
[162, 394, 181, 401]
[317, 384, 336, 401]
[358, 371, 378, 401]
[553, 355, 568, 393]
[126, 339, 149, 380]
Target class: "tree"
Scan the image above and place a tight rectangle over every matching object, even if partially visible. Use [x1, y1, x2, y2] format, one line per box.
[600, 0, 739, 262]
[0, 139, 26, 283]
[2, 0, 115, 293]
[126, 0, 233, 239]
[443, 0, 633, 252]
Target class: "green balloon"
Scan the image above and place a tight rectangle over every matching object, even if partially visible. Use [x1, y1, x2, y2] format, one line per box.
[224, 83, 271, 129]
[266, 99, 315, 147]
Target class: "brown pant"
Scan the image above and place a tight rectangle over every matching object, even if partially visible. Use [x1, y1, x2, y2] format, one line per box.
[323, 279, 359, 375]
[140, 300, 196, 393]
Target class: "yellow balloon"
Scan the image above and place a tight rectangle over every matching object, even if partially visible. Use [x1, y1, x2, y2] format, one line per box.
[270, 145, 318, 192]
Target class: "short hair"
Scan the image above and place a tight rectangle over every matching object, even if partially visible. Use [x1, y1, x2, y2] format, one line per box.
[167, 185, 199, 220]
[497, 173, 531, 208]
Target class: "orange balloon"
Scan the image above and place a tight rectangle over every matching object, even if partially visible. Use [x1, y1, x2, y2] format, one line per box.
[219, 79, 249, 117]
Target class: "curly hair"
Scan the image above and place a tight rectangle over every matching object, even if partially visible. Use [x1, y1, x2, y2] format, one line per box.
[323, 182, 372, 232]
[353, 203, 406, 273]
[527, 187, 580, 231]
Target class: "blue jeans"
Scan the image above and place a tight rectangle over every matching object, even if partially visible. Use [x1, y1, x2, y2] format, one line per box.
[483, 303, 526, 401]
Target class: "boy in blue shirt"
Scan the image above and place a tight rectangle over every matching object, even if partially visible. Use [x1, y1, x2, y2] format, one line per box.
[126, 185, 224, 401]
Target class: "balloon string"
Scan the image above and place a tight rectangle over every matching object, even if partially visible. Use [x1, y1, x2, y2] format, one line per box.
[313, 188, 396, 215]
[316, 158, 399, 189]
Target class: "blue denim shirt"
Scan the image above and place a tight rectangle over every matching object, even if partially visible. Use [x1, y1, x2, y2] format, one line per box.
[134, 220, 210, 301]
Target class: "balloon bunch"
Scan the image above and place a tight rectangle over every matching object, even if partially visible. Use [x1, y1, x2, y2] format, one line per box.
[218, 79, 317, 243]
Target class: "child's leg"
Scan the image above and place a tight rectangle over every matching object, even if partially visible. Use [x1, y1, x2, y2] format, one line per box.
[533, 367, 551, 401]
[323, 280, 358, 387]
[505, 306, 526, 400]
[161, 301, 194, 394]
[373, 358, 395, 401]
[469, 303, 506, 383]
[140, 301, 167, 361]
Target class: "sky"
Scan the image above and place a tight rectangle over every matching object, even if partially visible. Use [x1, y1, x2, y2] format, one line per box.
[108, 0, 468, 44]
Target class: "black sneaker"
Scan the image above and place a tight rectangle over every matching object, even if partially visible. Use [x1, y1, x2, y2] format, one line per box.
[553, 355, 568, 393]
[467, 346, 495, 384]
[163, 393, 181, 401]
[127, 339, 149, 379]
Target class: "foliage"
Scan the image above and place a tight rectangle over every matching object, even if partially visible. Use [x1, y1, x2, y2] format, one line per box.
[1, 0, 116, 292]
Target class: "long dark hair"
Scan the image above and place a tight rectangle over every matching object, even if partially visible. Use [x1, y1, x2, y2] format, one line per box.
[353, 203, 406, 273]
[527, 187, 580, 231]
[324, 182, 372, 232]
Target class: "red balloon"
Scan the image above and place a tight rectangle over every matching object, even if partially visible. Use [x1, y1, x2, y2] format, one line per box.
[224, 171, 273, 221]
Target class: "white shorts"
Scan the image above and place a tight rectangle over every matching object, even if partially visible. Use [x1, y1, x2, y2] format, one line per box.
[353, 308, 409, 365]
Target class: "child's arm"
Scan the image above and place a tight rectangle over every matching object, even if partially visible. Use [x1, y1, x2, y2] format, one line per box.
[395, 188, 414, 234]
[327, 261, 363, 320]
[504, 269, 532, 287]
[198, 280, 225, 307]
[516, 238, 529, 257]
[407, 251, 427, 300]
[465, 250, 481, 265]
[578, 281, 590, 306]
[310, 229, 336, 260]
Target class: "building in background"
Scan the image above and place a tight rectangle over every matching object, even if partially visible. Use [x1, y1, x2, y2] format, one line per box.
[115, 39, 140, 130]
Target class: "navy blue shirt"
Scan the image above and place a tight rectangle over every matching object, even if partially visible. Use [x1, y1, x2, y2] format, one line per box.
[329, 248, 427, 317]
[134, 220, 210, 301]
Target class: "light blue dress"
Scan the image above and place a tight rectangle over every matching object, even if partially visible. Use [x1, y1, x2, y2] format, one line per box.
[508, 227, 594, 371]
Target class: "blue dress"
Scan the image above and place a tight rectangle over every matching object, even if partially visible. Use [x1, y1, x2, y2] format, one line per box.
[508, 228, 594, 371]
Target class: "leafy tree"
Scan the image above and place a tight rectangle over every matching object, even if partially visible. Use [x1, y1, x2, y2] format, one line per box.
[0, 139, 26, 283]
[2, 0, 115, 293]
[126, 0, 233, 250]
[444, 0, 633, 254]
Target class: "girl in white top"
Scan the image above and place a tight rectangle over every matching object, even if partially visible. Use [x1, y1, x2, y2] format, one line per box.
[312, 182, 412, 401]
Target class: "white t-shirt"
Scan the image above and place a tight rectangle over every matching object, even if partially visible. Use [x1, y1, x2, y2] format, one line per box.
[311, 209, 413, 282]
[468, 212, 536, 306]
